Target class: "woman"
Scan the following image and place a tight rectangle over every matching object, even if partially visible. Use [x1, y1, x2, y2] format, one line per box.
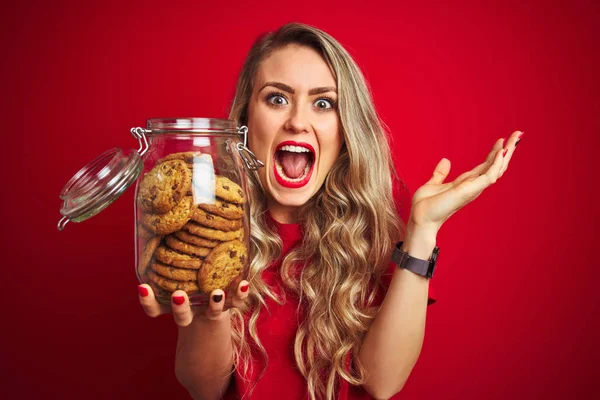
[138, 23, 521, 400]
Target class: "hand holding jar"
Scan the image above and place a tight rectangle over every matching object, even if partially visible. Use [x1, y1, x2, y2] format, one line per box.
[137, 280, 250, 325]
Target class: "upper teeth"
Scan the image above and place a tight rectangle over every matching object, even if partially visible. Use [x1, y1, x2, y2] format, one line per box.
[279, 145, 311, 153]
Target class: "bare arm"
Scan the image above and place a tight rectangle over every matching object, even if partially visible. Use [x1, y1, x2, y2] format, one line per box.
[175, 311, 234, 400]
[138, 282, 250, 400]
[358, 131, 521, 399]
[357, 225, 435, 399]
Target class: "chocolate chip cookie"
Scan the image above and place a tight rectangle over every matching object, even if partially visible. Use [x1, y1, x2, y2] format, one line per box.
[214, 176, 246, 205]
[173, 230, 220, 248]
[164, 234, 211, 258]
[190, 207, 242, 232]
[197, 240, 247, 293]
[137, 160, 192, 214]
[154, 244, 203, 269]
[137, 236, 161, 277]
[182, 221, 243, 241]
[197, 198, 244, 220]
[142, 196, 193, 235]
[151, 261, 198, 282]
[148, 270, 200, 293]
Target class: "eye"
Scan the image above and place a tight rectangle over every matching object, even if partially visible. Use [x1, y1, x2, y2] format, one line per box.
[314, 98, 334, 110]
[267, 94, 288, 106]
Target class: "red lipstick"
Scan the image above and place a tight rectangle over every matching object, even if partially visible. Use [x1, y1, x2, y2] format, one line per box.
[273, 141, 315, 189]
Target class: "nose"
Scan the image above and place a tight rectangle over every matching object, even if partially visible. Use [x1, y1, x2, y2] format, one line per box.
[284, 103, 310, 134]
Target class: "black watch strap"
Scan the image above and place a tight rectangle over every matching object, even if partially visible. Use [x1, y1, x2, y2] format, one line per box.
[391, 241, 439, 279]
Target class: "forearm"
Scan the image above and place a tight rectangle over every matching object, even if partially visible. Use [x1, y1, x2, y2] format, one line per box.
[175, 310, 234, 400]
[358, 227, 436, 399]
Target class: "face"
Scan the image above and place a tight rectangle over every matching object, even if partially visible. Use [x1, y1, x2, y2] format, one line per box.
[247, 44, 344, 223]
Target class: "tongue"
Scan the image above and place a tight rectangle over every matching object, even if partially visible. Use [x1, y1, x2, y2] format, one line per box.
[279, 151, 310, 179]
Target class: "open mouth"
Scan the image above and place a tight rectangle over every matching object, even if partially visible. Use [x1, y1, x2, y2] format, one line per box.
[273, 141, 315, 188]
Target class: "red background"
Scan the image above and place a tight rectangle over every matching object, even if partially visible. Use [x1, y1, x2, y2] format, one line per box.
[2, 0, 599, 399]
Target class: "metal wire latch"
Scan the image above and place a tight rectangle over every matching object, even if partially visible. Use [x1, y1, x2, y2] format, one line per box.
[236, 126, 264, 170]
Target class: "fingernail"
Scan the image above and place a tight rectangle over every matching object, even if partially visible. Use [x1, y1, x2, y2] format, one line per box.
[173, 296, 185, 306]
[138, 285, 149, 297]
[503, 149, 508, 157]
[515, 132, 524, 147]
[212, 294, 223, 303]
[240, 284, 249, 293]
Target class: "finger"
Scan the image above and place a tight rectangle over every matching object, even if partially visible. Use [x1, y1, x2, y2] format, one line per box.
[138, 284, 170, 318]
[205, 289, 226, 321]
[499, 131, 524, 177]
[426, 158, 451, 185]
[453, 147, 505, 205]
[170, 291, 194, 327]
[231, 280, 250, 309]
[469, 148, 504, 192]
[453, 138, 505, 186]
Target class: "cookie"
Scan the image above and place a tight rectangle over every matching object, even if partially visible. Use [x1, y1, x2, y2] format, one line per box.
[137, 236, 161, 277]
[214, 176, 246, 205]
[197, 198, 244, 220]
[190, 207, 243, 232]
[174, 230, 220, 248]
[165, 235, 211, 258]
[154, 244, 203, 269]
[160, 153, 214, 179]
[137, 223, 154, 241]
[137, 160, 192, 214]
[183, 221, 243, 241]
[142, 196, 193, 235]
[148, 270, 200, 294]
[151, 261, 198, 282]
[197, 240, 247, 293]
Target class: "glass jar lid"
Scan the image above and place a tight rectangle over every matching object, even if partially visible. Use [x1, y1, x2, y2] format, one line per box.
[57, 127, 150, 230]
[58, 147, 143, 230]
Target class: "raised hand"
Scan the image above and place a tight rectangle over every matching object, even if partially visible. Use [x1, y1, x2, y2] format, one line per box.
[408, 130, 523, 234]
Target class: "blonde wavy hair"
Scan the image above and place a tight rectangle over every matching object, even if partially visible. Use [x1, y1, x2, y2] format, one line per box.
[228, 23, 404, 400]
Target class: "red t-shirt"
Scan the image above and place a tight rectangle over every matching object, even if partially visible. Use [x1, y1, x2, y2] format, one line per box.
[224, 216, 437, 400]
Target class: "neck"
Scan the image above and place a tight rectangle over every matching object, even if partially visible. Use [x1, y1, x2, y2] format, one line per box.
[267, 201, 299, 224]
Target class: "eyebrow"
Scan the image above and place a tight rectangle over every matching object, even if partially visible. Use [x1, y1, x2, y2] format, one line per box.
[259, 81, 337, 96]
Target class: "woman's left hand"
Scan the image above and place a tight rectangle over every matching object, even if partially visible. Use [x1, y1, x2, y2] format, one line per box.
[408, 130, 523, 235]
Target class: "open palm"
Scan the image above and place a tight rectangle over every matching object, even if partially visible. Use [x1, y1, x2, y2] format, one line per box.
[409, 131, 523, 232]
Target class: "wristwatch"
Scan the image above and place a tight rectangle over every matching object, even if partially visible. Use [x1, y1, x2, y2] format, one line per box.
[391, 241, 440, 279]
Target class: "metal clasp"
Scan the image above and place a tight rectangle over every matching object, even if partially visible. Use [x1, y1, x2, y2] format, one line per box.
[236, 126, 264, 170]
[130, 127, 150, 156]
[57, 216, 69, 231]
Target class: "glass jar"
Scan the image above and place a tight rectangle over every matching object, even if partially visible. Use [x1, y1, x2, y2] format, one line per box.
[58, 118, 263, 310]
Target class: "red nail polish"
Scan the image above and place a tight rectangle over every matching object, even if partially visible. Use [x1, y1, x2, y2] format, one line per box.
[138, 285, 149, 297]
[173, 296, 185, 306]
[518, 131, 525, 139]
[241, 284, 249, 293]
[503, 149, 508, 157]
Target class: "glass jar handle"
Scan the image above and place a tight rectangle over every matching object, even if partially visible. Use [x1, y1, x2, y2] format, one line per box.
[130, 127, 150, 156]
[236, 126, 264, 170]
[58, 216, 69, 231]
